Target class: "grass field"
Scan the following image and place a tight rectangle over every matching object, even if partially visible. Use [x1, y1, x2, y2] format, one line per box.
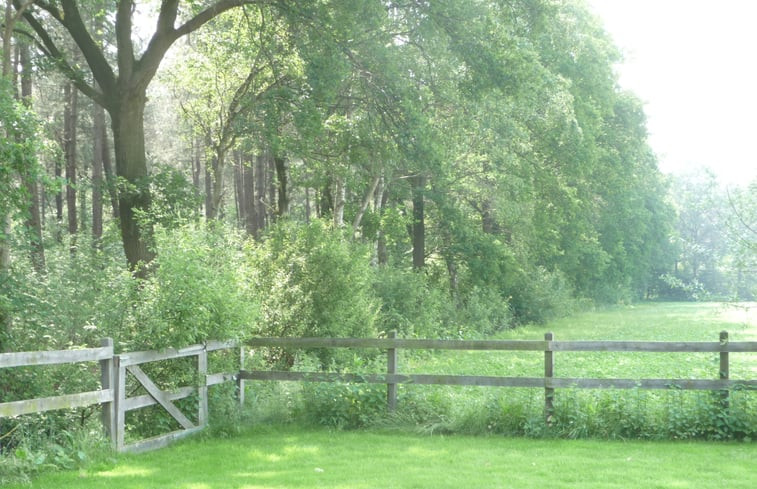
[7, 426, 756, 489]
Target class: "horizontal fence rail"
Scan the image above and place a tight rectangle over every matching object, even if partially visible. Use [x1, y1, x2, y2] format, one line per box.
[244, 331, 757, 421]
[0, 339, 114, 419]
[246, 336, 757, 353]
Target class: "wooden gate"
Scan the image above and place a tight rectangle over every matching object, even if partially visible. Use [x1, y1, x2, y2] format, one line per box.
[114, 341, 236, 453]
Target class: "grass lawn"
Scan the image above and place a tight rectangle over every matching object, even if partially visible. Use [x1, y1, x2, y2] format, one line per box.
[7, 426, 756, 489]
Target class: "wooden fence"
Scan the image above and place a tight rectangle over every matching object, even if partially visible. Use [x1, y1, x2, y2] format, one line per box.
[242, 331, 757, 420]
[1, 331, 756, 452]
[0, 339, 239, 453]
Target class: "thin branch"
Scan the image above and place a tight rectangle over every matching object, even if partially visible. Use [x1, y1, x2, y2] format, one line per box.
[18, 6, 104, 105]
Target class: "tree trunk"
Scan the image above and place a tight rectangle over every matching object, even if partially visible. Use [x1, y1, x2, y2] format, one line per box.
[98, 121, 119, 220]
[19, 42, 44, 271]
[192, 136, 203, 203]
[305, 187, 311, 224]
[208, 148, 225, 220]
[333, 175, 345, 228]
[254, 152, 267, 235]
[274, 156, 289, 218]
[54, 147, 63, 242]
[243, 154, 256, 237]
[234, 150, 245, 227]
[92, 97, 105, 244]
[268, 155, 276, 223]
[109, 93, 155, 276]
[411, 175, 426, 270]
[353, 174, 381, 235]
[64, 82, 78, 240]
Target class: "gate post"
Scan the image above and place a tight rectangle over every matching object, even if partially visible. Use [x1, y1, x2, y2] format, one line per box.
[99, 338, 115, 445]
[198, 348, 208, 427]
[114, 354, 126, 452]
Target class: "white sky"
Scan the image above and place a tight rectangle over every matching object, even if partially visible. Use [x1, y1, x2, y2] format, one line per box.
[587, 0, 757, 187]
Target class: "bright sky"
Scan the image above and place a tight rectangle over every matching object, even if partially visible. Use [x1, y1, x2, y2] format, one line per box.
[587, 0, 757, 188]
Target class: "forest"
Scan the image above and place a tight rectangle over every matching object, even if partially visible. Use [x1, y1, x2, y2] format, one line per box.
[0, 0, 755, 358]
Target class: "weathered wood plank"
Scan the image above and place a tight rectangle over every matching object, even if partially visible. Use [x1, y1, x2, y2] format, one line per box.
[240, 370, 757, 391]
[0, 346, 113, 368]
[120, 426, 204, 454]
[197, 350, 208, 427]
[547, 378, 757, 390]
[122, 386, 196, 412]
[549, 341, 757, 352]
[206, 372, 236, 386]
[100, 338, 116, 444]
[119, 344, 205, 366]
[205, 340, 238, 352]
[238, 370, 545, 388]
[246, 337, 547, 351]
[0, 389, 112, 417]
[246, 337, 757, 353]
[127, 365, 195, 430]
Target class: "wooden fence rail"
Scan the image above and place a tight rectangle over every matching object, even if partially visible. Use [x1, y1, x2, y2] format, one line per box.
[2, 331, 756, 452]
[0, 339, 239, 454]
[243, 331, 757, 421]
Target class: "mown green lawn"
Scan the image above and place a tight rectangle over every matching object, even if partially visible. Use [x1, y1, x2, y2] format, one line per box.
[7, 427, 756, 489]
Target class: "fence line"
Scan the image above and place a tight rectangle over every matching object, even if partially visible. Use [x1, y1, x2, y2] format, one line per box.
[244, 331, 757, 421]
[1, 331, 756, 452]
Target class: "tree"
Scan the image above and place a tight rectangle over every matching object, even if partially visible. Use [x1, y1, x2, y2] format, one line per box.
[18, 0, 259, 274]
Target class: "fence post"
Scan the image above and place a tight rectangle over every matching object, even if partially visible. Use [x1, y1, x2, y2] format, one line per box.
[387, 331, 398, 412]
[99, 338, 115, 445]
[544, 332, 554, 425]
[114, 355, 126, 452]
[719, 330, 729, 411]
[198, 348, 208, 428]
[238, 345, 246, 406]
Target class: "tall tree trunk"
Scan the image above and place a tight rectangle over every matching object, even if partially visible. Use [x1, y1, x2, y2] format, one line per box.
[209, 148, 226, 220]
[353, 174, 381, 235]
[377, 184, 389, 266]
[100, 121, 119, 220]
[254, 152, 267, 235]
[233, 150, 245, 228]
[54, 148, 63, 242]
[64, 82, 79, 240]
[242, 154, 256, 237]
[92, 98, 105, 244]
[305, 187, 311, 224]
[19, 42, 44, 271]
[333, 176, 345, 228]
[411, 175, 426, 270]
[109, 93, 156, 276]
[268, 155, 276, 223]
[274, 156, 289, 218]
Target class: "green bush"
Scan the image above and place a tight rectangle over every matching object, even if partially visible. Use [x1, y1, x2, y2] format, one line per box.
[246, 220, 378, 366]
[372, 266, 447, 338]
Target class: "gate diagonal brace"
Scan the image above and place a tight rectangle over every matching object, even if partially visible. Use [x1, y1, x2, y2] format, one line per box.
[126, 365, 195, 430]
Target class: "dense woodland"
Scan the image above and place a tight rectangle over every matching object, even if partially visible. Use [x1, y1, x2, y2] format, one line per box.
[0, 0, 755, 356]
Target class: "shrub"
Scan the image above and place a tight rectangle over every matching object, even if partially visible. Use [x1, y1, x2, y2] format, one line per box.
[246, 220, 379, 366]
